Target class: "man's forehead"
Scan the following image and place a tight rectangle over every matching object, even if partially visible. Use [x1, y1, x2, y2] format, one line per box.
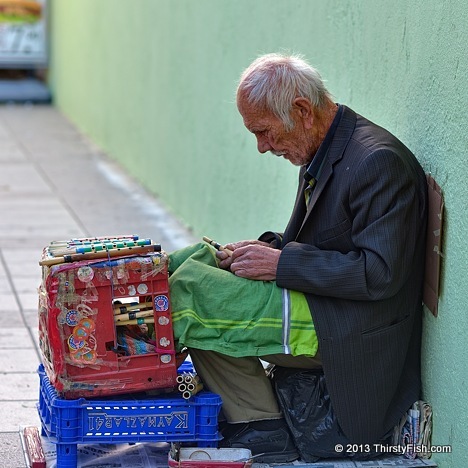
[243, 113, 271, 130]
[238, 97, 275, 129]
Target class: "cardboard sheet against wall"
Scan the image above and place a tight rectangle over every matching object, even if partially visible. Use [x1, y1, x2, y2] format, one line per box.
[423, 175, 444, 317]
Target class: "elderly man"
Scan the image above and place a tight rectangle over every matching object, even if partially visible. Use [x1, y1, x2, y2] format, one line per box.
[186, 53, 427, 462]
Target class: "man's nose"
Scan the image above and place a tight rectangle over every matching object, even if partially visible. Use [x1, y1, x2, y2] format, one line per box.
[256, 136, 272, 154]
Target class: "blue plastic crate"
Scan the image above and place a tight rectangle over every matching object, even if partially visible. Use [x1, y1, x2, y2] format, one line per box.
[37, 364, 221, 467]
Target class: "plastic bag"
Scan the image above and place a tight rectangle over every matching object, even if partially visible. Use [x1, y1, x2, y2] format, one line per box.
[271, 367, 350, 462]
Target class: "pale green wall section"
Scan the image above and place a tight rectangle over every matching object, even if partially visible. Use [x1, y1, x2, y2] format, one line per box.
[49, 1, 467, 466]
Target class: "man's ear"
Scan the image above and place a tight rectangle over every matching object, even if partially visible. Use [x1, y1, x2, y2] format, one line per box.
[292, 97, 314, 129]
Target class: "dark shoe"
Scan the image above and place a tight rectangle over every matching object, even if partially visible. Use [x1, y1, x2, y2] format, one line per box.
[219, 420, 299, 463]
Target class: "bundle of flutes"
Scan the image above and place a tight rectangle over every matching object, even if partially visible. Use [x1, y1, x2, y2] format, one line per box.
[176, 372, 204, 399]
[40, 242, 161, 267]
[113, 301, 154, 327]
[49, 237, 152, 257]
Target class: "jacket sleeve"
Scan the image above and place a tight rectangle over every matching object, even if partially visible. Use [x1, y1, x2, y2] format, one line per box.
[258, 231, 283, 249]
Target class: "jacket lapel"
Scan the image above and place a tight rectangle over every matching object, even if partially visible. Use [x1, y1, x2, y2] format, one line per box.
[296, 106, 357, 237]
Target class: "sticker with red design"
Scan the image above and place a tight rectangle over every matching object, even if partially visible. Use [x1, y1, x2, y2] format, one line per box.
[154, 295, 169, 311]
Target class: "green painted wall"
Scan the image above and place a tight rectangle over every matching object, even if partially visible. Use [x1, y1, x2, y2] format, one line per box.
[49, 1, 467, 466]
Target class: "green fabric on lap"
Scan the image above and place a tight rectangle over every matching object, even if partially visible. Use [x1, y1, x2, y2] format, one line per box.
[168, 243, 318, 358]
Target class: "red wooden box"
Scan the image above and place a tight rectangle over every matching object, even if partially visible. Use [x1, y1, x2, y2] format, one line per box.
[38, 242, 178, 399]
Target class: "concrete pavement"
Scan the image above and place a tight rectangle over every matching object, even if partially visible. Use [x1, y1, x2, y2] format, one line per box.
[0, 104, 196, 467]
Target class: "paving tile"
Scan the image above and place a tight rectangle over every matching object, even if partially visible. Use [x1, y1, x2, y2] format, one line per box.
[0, 373, 38, 401]
[0, 163, 51, 195]
[28, 327, 40, 352]
[0, 293, 19, 312]
[2, 248, 43, 264]
[0, 401, 41, 432]
[1, 249, 45, 279]
[0, 193, 65, 212]
[0, 123, 10, 137]
[15, 293, 39, 311]
[9, 277, 40, 295]
[0, 223, 81, 244]
[0, 140, 20, 148]
[0, 311, 23, 328]
[2, 106, 74, 132]
[0, 433, 27, 467]
[28, 322, 41, 355]
[0, 328, 35, 349]
[0, 276, 12, 294]
[0, 146, 27, 162]
[21, 310, 39, 329]
[0, 216, 77, 236]
[0, 349, 40, 372]
[1, 237, 56, 250]
[0, 206, 74, 227]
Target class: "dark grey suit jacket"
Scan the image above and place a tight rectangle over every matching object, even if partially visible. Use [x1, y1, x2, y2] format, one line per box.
[266, 105, 428, 444]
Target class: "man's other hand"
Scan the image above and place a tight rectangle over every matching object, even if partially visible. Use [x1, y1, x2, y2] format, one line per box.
[217, 240, 280, 281]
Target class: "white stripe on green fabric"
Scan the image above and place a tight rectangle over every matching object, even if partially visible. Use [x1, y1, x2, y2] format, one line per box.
[288, 290, 318, 356]
[282, 288, 292, 354]
[172, 310, 283, 329]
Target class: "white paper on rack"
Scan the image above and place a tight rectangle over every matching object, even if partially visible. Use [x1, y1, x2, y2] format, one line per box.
[40, 438, 171, 468]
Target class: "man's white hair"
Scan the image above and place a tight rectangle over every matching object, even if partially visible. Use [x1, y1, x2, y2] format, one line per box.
[237, 53, 333, 130]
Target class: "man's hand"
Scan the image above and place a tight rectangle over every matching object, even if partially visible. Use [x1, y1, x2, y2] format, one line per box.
[217, 240, 280, 281]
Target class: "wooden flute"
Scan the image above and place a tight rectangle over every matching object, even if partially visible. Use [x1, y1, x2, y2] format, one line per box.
[113, 302, 153, 315]
[48, 235, 139, 247]
[202, 236, 233, 257]
[182, 383, 204, 399]
[114, 310, 154, 322]
[114, 317, 155, 327]
[39, 244, 161, 266]
[50, 238, 152, 257]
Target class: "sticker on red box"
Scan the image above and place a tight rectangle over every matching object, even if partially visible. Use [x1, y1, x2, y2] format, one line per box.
[154, 295, 169, 311]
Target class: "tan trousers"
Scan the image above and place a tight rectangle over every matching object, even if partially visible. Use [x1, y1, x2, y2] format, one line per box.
[189, 348, 322, 423]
